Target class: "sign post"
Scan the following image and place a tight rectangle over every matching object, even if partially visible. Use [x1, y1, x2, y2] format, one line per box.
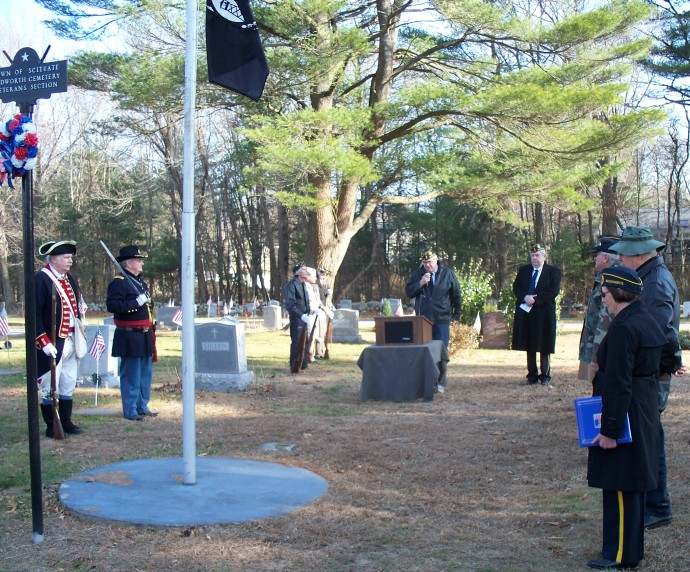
[1, 46, 67, 544]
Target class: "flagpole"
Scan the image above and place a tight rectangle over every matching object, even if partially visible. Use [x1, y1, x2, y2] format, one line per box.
[181, 0, 198, 485]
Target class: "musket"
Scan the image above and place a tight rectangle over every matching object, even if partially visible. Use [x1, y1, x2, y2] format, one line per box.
[50, 287, 65, 441]
[291, 321, 309, 373]
[324, 317, 333, 360]
[99, 240, 142, 296]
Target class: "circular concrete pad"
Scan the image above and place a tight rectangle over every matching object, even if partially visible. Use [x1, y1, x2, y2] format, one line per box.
[59, 457, 328, 527]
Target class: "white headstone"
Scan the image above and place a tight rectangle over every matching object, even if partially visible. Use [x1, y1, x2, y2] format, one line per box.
[331, 308, 361, 342]
[263, 305, 282, 330]
[77, 324, 120, 388]
[339, 299, 352, 309]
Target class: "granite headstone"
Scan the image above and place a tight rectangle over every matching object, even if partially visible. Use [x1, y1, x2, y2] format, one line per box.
[478, 312, 510, 349]
[331, 308, 361, 343]
[78, 324, 120, 388]
[195, 319, 254, 391]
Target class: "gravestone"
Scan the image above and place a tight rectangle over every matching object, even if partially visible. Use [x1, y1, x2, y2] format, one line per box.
[195, 319, 254, 391]
[339, 299, 352, 309]
[156, 306, 181, 330]
[78, 324, 120, 388]
[269, 300, 281, 306]
[478, 312, 510, 349]
[207, 302, 218, 318]
[386, 298, 402, 315]
[683, 301, 690, 319]
[103, 316, 115, 326]
[263, 305, 282, 330]
[331, 308, 362, 343]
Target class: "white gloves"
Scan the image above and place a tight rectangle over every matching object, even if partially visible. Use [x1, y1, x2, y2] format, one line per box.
[136, 294, 149, 306]
[42, 343, 58, 358]
[301, 314, 310, 324]
[326, 308, 334, 320]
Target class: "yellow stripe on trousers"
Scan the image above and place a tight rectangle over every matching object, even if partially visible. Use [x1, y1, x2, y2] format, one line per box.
[616, 491, 624, 563]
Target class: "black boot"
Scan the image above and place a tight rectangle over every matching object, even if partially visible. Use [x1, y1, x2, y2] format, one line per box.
[58, 399, 84, 435]
[40, 404, 55, 438]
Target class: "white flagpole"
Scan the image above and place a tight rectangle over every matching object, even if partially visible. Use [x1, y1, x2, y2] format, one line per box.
[181, 0, 198, 484]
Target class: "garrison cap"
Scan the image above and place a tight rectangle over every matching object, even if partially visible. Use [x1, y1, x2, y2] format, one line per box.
[601, 266, 643, 294]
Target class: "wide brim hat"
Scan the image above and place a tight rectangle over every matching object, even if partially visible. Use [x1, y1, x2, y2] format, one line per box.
[609, 226, 665, 256]
[601, 266, 643, 294]
[116, 245, 148, 262]
[588, 236, 620, 255]
[38, 240, 77, 256]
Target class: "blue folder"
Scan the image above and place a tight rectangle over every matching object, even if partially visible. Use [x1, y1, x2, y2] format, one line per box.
[574, 396, 632, 447]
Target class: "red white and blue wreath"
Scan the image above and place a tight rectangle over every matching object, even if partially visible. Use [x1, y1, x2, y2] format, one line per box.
[0, 114, 39, 188]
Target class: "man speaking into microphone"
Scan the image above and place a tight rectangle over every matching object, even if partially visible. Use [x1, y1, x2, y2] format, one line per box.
[405, 248, 462, 392]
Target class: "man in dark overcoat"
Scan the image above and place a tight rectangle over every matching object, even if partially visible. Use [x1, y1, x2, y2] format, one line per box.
[35, 240, 85, 437]
[106, 245, 157, 421]
[284, 264, 314, 371]
[511, 243, 562, 386]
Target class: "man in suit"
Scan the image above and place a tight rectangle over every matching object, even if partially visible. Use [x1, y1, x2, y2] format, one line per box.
[35, 240, 85, 437]
[511, 243, 562, 386]
[284, 263, 315, 371]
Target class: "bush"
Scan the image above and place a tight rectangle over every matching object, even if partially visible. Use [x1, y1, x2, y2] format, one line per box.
[381, 299, 392, 316]
[448, 322, 480, 356]
[455, 259, 494, 326]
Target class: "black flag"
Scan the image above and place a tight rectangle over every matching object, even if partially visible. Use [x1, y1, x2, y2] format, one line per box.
[206, 0, 269, 101]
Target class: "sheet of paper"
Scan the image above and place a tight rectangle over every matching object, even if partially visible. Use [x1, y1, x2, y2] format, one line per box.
[519, 303, 532, 313]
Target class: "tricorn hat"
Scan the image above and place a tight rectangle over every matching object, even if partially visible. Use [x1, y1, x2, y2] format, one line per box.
[116, 245, 148, 263]
[588, 235, 620, 255]
[609, 226, 665, 256]
[601, 266, 643, 294]
[38, 240, 77, 256]
[420, 248, 437, 261]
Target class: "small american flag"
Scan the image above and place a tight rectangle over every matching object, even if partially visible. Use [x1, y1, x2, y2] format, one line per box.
[0, 308, 9, 337]
[172, 308, 183, 326]
[89, 328, 106, 361]
[78, 296, 88, 317]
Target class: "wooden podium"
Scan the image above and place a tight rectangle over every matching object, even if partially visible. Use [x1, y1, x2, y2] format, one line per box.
[375, 316, 433, 346]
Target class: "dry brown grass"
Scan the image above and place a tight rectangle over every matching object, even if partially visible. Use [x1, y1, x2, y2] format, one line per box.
[1, 320, 689, 571]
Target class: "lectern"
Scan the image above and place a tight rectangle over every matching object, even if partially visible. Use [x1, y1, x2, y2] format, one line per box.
[374, 316, 433, 346]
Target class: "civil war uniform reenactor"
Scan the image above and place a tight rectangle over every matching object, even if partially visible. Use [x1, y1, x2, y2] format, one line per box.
[578, 236, 621, 383]
[35, 240, 85, 437]
[106, 245, 158, 421]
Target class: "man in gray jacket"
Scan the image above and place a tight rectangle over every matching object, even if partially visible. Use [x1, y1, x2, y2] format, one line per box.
[611, 225, 685, 530]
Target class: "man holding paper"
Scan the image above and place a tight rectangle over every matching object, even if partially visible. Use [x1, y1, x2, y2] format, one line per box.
[511, 243, 561, 386]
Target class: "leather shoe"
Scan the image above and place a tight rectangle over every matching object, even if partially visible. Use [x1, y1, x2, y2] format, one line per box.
[587, 559, 637, 569]
[644, 514, 672, 530]
[138, 411, 159, 417]
[125, 415, 145, 421]
[526, 378, 538, 385]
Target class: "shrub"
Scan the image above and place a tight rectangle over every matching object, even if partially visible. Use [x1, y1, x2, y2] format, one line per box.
[448, 322, 480, 356]
[679, 331, 690, 350]
[381, 299, 392, 316]
[455, 259, 494, 326]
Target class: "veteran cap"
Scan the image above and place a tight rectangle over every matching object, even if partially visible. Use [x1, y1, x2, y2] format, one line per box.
[530, 243, 546, 254]
[116, 245, 148, 263]
[601, 266, 643, 294]
[420, 248, 437, 261]
[292, 263, 304, 275]
[38, 240, 77, 256]
[588, 235, 620, 255]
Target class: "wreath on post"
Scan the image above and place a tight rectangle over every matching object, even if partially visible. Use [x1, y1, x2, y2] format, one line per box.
[0, 114, 39, 188]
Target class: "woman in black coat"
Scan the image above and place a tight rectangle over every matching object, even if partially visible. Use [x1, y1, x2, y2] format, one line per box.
[586, 266, 680, 570]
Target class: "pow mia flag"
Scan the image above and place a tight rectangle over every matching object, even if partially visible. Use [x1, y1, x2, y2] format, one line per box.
[206, 0, 269, 102]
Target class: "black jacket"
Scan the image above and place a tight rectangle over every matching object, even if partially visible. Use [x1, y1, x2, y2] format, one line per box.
[511, 263, 561, 353]
[106, 271, 154, 358]
[405, 263, 462, 324]
[284, 276, 311, 320]
[587, 302, 674, 492]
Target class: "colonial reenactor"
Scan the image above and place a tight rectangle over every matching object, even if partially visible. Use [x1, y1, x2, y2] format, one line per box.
[35, 240, 85, 437]
[106, 245, 157, 421]
[511, 243, 562, 386]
